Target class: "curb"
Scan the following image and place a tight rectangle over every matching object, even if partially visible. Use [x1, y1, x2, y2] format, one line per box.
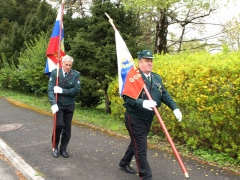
[0, 138, 45, 180]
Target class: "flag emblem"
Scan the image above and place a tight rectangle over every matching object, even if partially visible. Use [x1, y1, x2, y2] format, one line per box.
[115, 30, 144, 99]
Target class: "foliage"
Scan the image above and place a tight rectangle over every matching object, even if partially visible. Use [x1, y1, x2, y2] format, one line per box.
[221, 16, 240, 51]
[0, 0, 55, 69]
[193, 148, 240, 167]
[107, 78, 125, 119]
[0, 54, 20, 89]
[63, 9, 88, 52]
[76, 76, 103, 107]
[8, 32, 49, 95]
[108, 50, 240, 161]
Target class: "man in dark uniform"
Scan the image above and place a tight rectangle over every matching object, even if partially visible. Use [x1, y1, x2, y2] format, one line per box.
[119, 50, 182, 180]
[48, 55, 80, 158]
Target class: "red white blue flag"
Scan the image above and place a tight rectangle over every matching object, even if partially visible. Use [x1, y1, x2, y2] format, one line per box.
[115, 30, 144, 99]
[44, 4, 65, 76]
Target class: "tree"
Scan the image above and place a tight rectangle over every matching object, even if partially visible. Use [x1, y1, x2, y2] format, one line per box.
[0, 0, 55, 69]
[63, 8, 89, 52]
[120, 0, 222, 54]
[220, 16, 240, 51]
[22, 1, 56, 43]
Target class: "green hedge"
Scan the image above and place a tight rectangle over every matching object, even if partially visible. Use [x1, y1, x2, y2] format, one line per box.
[108, 51, 240, 160]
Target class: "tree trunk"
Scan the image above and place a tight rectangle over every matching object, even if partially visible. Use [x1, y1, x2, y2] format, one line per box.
[104, 87, 111, 114]
[155, 10, 169, 54]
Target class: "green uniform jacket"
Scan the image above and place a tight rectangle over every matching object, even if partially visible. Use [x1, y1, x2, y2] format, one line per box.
[48, 68, 80, 106]
[123, 70, 178, 121]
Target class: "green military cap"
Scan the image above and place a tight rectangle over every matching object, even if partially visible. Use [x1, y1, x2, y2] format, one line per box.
[137, 50, 154, 59]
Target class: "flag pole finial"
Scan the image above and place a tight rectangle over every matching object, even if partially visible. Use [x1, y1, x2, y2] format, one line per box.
[105, 12, 117, 31]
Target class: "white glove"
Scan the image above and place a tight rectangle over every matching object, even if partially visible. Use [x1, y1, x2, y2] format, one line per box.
[173, 109, 182, 122]
[143, 100, 157, 111]
[51, 104, 59, 114]
[54, 86, 63, 94]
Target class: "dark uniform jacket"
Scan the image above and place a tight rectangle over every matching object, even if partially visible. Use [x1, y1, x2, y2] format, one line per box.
[123, 70, 178, 121]
[48, 68, 80, 106]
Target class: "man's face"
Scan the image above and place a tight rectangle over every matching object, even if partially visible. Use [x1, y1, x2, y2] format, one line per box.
[138, 58, 153, 74]
[62, 60, 73, 73]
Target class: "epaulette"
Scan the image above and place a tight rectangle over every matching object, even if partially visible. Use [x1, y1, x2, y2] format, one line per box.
[74, 70, 81, 74]
[51, 69, 57, 74]
[151, 72, 162, 79]
[151, 72, 159, 76]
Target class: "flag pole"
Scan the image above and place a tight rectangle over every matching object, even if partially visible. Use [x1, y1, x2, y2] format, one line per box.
[52, 0, 65, 151]
[105, 13, 189, 179]
[143, 85, 189, 179]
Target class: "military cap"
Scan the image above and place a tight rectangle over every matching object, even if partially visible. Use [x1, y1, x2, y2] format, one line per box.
[137, 50, 154, 59]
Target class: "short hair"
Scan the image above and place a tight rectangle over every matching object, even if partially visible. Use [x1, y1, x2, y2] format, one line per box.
[62, 55, 74, 63]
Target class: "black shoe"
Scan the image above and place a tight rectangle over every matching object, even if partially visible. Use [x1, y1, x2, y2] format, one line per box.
[119, 163, 136, 174]
[60, 150, 69, 158]
[52, 149, 59, 158]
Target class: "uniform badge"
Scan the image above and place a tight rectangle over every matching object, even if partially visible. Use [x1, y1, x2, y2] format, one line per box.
[155, 83, 162, 94]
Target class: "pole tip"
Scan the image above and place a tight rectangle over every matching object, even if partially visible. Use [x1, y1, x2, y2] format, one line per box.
[105, 12, 110, 19]
[185, 172, 190, 179]
[105, 13, 114, 24]
[104, 12, 116, 31]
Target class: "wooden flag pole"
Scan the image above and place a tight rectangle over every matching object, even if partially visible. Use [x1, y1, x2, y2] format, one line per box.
[52, 0, 65, 151]
[143, 85, 189, 179]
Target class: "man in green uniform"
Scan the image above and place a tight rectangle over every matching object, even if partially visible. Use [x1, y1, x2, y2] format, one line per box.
[119, 50, 182, 180]
[48, 55, 80, 158]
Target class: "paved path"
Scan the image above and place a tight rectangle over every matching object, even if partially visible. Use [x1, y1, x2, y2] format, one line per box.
[0, 97, 239, 180]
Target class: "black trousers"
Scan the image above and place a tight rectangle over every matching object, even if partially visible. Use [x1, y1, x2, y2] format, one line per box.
[52, 103, 75, 151]
[120, 112, 152, 180]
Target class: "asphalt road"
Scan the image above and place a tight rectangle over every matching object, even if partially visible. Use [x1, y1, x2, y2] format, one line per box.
[0, 97, 239, 180]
